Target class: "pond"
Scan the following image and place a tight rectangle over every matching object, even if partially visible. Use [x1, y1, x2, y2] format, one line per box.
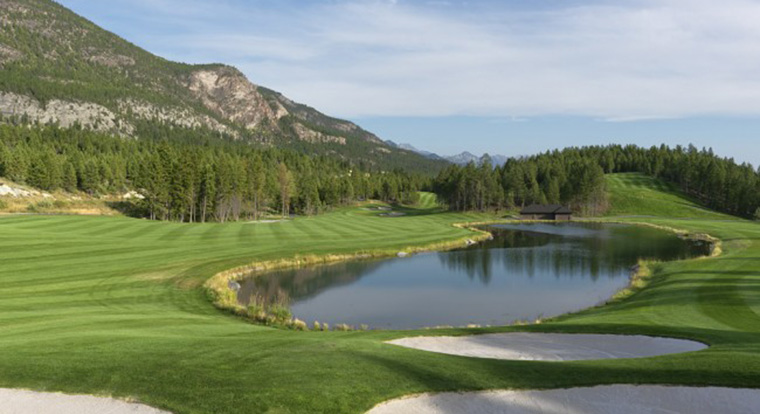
[237, 223, 711, 329]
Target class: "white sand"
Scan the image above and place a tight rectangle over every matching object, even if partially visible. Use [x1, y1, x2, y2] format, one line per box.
[388, 333, 706, 361]
[366, 385, 760, 414]
[0, 388, 170, 414]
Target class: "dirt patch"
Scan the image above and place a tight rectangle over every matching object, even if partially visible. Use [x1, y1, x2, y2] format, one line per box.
[379, 212, 406, 217]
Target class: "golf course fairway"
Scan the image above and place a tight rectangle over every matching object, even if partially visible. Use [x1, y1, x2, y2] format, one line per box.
[1, 177, 760, 414]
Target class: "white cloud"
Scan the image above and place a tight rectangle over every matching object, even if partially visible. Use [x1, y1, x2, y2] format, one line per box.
[62, 0, 760, 120]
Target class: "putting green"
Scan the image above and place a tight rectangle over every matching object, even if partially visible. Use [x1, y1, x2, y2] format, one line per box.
[0, 182, 759, 414]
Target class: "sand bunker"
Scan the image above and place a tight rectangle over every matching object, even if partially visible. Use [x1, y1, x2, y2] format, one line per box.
[388, 333, 706, 361]
[366, 385, 760, 414]
[379, 212, 406, 217]
[0, 388, 170, 414]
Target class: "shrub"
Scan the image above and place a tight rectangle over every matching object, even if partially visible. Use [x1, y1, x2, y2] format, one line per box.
[755, 207, 760, 221]
[334, 324, 352, 331]
[36, 199, 53, 209]
[246, 295, 264, 314]
[26, 201, 51, 213]
[312, 321, 321, 331]
[321, 323, 329, 332]
[0, 199, 7, 210]
[268, 303, 292, 324]
[246, 298, 266, 322]
[291, 319, 308, 331]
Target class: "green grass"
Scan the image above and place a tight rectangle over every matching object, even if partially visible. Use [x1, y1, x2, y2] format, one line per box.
[605, 173, 736, 219]
[1, 185, 760, 413]
[415, 192, 440, 210]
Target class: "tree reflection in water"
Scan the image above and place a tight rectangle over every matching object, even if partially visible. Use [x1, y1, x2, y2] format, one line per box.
[236, 223, 711, 329]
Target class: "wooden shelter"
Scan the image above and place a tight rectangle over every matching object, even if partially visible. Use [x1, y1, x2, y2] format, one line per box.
[520, 204, 572, 221]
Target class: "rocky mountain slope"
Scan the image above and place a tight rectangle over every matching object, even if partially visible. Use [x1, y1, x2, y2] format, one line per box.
[0, 0, 445, 173]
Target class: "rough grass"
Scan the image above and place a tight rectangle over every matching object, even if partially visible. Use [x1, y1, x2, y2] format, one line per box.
[0, 179, 120, 216]
[1, 188, 760, 413]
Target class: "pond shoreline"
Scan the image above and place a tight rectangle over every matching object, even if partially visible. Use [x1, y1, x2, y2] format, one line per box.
[204, 220, 497, 328]
[204, 218, 721, 331]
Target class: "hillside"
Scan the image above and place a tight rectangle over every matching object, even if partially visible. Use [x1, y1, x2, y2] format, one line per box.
[605, 173, 736, 220]
[0, 0, 445, 173]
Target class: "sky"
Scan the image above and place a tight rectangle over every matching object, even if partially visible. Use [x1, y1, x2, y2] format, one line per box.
[57, 0, 760, 166]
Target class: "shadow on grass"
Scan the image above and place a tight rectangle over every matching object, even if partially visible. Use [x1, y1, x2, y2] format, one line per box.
[351, 337, 760, 414]
[389, 202, 446, 217]
[105, 201, 146, 218]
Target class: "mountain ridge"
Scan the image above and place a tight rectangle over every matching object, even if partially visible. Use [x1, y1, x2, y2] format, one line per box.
[0, 0, 447, 173]
[386, 141, 508, 166]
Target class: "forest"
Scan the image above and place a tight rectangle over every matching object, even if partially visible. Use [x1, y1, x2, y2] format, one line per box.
[433, 145, 760, 219]
[0, 124, 424, 222]
[2, 121, 760, 221]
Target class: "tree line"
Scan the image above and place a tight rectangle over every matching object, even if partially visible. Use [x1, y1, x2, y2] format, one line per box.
[0, 124, 424, 222]
[433, 153, 607, 215]
[433, 145, 760, 218]
[2, 124, 758, 220]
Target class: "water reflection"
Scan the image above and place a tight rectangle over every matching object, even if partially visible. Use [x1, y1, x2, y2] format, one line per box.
[237, 260, 387, 307]
[439, 223, 708, 285]
[237, 223, 710, 329]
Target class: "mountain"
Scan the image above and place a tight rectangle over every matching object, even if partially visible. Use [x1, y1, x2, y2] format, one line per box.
[0, 0, 447, 173]
[488, 154, 509, 167]
[445, 152, 510, 166]
[386, 142, 508, 166]
[385, 141, 444, 160]
[446, 151, 481, 165]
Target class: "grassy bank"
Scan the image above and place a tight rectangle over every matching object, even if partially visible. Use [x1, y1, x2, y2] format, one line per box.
[605, 173, 737, 220]
[1, 184, 760, 413]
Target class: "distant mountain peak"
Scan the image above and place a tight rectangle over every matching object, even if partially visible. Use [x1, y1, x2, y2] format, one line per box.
[387, 142, 509, 167]
[446, 151, 507, 166]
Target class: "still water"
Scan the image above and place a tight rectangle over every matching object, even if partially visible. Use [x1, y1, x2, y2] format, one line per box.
[237, 223, 710, 329]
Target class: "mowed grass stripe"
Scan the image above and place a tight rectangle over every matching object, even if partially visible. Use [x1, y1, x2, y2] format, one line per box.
[117, 220, 173, 240]
[2, 189, 760, 413]
[237, 221, 258, 242]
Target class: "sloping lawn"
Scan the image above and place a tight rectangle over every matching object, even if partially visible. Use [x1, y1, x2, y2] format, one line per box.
[605, 173, 736, 220]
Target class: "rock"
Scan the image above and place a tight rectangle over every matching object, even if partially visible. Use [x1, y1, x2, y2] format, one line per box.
[292, 122, 346, 145]
[397, 252, 409, 258]
[188, 67, 279, 129]
[227, 281, 241, 291]
[0, 183, 33, 198]
[0, 92, 133, 135]
[122, 190, 145, 200]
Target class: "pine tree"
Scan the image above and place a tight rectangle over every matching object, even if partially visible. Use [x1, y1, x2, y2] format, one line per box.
[277, 162, 292, 218]
[198, 162, 216, 223]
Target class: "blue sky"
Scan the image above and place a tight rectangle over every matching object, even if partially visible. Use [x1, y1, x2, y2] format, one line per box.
[58, 0, 760, 166]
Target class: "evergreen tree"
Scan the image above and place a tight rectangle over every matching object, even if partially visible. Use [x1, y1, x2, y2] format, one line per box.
[277, 162, 292, 218]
